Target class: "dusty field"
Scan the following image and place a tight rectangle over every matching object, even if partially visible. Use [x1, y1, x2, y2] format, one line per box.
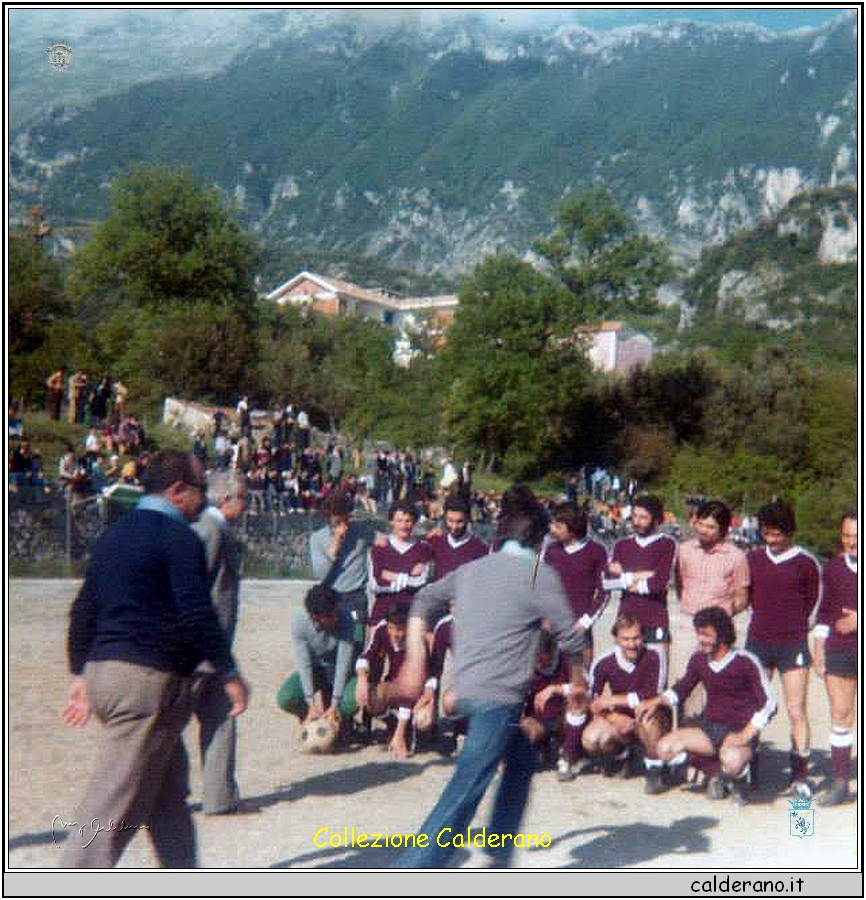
[7, 578, 859, 870]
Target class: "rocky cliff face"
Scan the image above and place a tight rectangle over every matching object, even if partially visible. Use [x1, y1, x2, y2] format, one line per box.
[9, 12, 858, 276]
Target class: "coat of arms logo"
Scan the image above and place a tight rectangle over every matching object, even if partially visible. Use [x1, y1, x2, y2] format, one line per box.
[47, 42, 73, 71]
[788, 796, 814, 838]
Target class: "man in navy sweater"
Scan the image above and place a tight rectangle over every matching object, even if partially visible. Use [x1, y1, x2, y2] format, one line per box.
[61, 450, 249, 867]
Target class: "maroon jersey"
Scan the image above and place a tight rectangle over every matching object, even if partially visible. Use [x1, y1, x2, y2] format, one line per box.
[368, 537, 433, 624]
[746, 546, 821, 645]
[590, 645, 666, 712]
[427, 531, 488, 581]
[815, 554, 857, 654]
[612, 533, 677, 631]
[545, 538, 609, 625]
[357, 620, 406, 684]
[523, 647, 571, 720]
[667, 650, 776, 731]
[427, 614, 453, 690]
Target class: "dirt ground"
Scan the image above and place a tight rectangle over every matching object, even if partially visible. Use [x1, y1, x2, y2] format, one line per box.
[7, 578, 859, 870]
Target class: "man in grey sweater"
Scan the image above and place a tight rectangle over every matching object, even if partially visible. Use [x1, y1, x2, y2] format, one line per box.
[393, 485, 589, 868]
[276, 584, 359, 731]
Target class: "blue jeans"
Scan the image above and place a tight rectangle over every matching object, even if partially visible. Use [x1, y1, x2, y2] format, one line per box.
[394, 700, 535, 868]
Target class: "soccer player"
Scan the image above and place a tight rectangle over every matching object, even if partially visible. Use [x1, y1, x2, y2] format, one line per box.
[579, 614, 670, 792]
[545, 501, 610, 668]
[813, 511, 857, 806]
[637, 607, 776, 805]
[519, 631, 572, 764]
[607, 495, 677, 666]
[426, 494, 488, 581]
[367, 500, 432, 628]
[356, 606, 417, 759]
[745, 500, 821, 798]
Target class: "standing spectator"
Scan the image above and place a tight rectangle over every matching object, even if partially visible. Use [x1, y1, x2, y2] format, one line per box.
[192, 431, 208, 469]
[213, 407, 226, 437]
[61, 450, 248, 867]
[236, 396, 251, 440]
[440, 457, 458, 493]
[112, 379, 128, 425]
[191, 471, 248, 815]
[46, 366, 66, 421]
[68, 370, 88, 425]
[296, 407, 311, 451]
[10, 438, 34, 490]
[89, 374, 112, 428]
[9, 401, 24, 439]
[214, 432, 230, 470]
[812, 512, 857, 806]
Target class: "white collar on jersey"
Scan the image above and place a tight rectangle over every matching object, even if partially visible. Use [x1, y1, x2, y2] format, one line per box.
[845, 555, 857, 574]
[389, 535, 416, 554]
[708, 649, 736, 673]
[764, 545, 801, 565]
[564, 538, 590, 555]
[614, 645, 636, 674]
[635, 532, 665, 548]
[446, 531, 473, 550]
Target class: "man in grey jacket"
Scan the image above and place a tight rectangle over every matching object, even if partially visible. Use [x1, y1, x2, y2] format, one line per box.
[393, 485, 589, 868]
[191, 470, 247, 815]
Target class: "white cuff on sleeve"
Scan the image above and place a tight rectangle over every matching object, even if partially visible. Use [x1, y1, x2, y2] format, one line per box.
[663, 688, 679, 707]
[627, 692, 640, 710]
[750, 712, 767, 731]
[812, 624, 830, 639]
[622, 572, 635, 589]
[356, 658, 370, 672]
[577, 614, 593, 630]
[397, 706, 412, 722]
[424, 677, 438, 691]
[561, 683, 572, 698]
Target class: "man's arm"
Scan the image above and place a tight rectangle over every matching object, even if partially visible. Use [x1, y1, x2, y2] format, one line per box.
[291, 611, 317, 706]
[67, 570, 99, 678]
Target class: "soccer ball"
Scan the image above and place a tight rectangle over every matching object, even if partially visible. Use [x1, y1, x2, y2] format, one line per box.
[300, 718, 337, 754]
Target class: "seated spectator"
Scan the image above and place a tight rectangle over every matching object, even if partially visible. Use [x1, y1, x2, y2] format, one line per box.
[84, 427, 101, 459]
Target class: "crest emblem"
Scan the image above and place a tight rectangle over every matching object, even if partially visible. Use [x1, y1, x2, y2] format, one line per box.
[47, 42, 72, 72]
[788, 796, 814, 838]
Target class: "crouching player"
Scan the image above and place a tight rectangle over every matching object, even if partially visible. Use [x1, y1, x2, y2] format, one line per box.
[412, 610, 461, 748]
[578, 615, 670, 792]
[356, 606, 422, 759]
[637, 607, 776, 805]
[519, 631, 573, 767]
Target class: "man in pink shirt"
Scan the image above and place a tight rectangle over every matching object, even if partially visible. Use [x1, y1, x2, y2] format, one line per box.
[677, 501, 750, 618]
[674, 500, 750, 716]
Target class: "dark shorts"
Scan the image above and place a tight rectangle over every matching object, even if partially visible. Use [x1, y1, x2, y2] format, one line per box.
[745, 638, 810, 673]
[642, 624, 671, 645]
[686, 717, 757, 754]
[825, 648, 857, 679]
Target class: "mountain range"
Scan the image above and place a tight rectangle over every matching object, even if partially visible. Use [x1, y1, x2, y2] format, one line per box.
[9, 11, 858, 277]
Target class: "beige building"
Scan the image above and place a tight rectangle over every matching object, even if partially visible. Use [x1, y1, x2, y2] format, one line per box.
[579, 321, 654, 375]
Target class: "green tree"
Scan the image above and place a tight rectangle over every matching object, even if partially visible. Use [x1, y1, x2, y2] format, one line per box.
[69, 166, 259, 321]
[435, 254, 593, 477]
[534, 188, 676, 319]
[9, 231, 71, 402]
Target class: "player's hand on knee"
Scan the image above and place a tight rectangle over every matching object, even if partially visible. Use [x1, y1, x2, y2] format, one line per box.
[61, 677, 92, 728]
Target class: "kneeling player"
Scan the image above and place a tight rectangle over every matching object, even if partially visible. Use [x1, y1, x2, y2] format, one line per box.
[519, 631, 573, 765]
[637, 607, 776, 805]
[580, 615, 670, 792]
[356, 606, 420, 759]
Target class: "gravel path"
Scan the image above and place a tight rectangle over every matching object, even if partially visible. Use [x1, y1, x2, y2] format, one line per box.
[7, 579, 858, 870]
